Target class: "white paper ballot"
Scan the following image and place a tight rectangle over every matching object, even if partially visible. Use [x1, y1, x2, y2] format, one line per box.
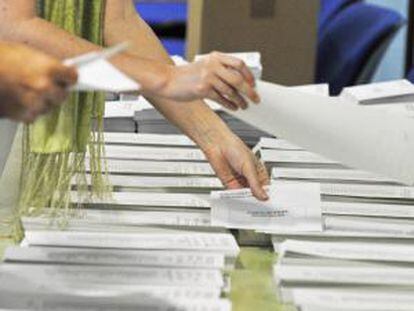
[288, 288, 414, 311]
[321, 201, 414, 218]
[82, 174, 222, 190]
[279, 239, 414, 263]
[102, 145, 206, 161]
[94, 159, 215, 176]
[69, 58, 140, 92]
[104, 101, 142, 118]
[72, 192, 211, 208]
[103, 133, 196, 147]
[271, 167, 396, 183]
[229, 80, 414, 185]
[256, 137, 302, 151]
[4, 246, 225, 269]
[23, 209, 213, 228]
[23, 231, 240, 257]
[340, 79, 414, 104]
[210, 182, 322, 232]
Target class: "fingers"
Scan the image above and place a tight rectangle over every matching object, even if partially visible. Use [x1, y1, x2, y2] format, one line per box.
[212, 77, 248, 110]
[216, 65, 260, 104]
[209, 90, 238, 111]
[212, 52, 255, 87]
[241, 159, 269, 201]
[50, 65, 78, 88]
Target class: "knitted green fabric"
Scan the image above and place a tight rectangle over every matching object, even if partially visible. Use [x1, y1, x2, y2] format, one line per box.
[16, 0, 110, 238]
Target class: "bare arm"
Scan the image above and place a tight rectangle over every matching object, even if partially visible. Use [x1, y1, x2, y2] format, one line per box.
[104, 1, 268, 199]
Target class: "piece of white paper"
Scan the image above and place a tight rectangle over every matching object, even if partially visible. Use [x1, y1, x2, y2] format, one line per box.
[0, 263, 224, 287]
[340, 79, 414, 104]
[102, 145, 206, 161]
[229, 80, 414, 185]
[70, 58, 140, 93]
[92, 159, 215, 176]
[81, 174, 222, 189]
[276, 264, 414, 286]
[271, 167, 396, 183]
[289, 288, 414, 311]
[256, 137, 302, 150]
[210, 182, 322, 232]
[259, 149, 339, 165]
[23, 230, 240, 257]
[4, 246, 225, 269]
[23, 209, 213, 228]
[279, 239, 414, 263]
[103, 133, 196, 147]
[319, 183, 414, 199]
[72, 191, 211, 208]
[321, 201, 414, 218]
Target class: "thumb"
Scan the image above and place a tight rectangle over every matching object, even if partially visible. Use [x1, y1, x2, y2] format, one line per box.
[50, 65, 78, 88]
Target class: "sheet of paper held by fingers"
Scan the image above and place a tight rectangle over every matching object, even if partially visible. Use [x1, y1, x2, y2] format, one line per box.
[229, 80, 414, 185]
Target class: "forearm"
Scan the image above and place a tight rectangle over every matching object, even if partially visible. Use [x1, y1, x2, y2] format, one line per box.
[0, 15, 170, 94]
[104, 14, 232, 148]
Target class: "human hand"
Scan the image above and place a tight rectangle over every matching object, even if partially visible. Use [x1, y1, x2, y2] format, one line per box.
[0, 42, 77, 123]
[160, 52, 260, 110]
[201, 130, 269, 201]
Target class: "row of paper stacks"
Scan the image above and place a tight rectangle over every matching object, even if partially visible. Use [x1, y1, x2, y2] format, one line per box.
[256, 79, 414, 311]
[0, 132, 240, 311]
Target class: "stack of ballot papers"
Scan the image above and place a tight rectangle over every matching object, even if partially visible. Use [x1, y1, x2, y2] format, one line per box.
[0, 133, 240, 310]
[134, 106, 271, 147]
[340, 79, 414, 118]
[252, 136, 414, 310]
[274, 239, 414, 310]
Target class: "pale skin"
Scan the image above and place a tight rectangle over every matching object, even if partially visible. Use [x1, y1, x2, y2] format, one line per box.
[0, 0, 269, 200]
[0, 42, 77, 123]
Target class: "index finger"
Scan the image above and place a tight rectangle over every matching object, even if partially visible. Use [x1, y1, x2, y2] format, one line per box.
[241, 160, 269, 201]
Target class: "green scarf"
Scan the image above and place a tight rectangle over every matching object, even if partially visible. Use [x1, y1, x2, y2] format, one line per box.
[16, 0, 110, 237]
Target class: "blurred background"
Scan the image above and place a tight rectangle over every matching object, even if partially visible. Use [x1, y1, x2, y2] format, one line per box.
[134, 0, 414, 95]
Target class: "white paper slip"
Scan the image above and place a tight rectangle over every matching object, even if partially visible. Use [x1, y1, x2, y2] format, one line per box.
[340, 79, 414, 104]
[259, 149, 339, 165]
[211, 182, 322, 232]
[276, 264, 414, 286]
[289, 288, 414, 311]
[321, 201, 414, 218]
[72, 191, 211, 208]
[279, 239, 414, 263]
[324, 215, 414, 236]
[271, 167, 397, 184]
[0, 283, 231, 311]
[103, 133, 196, 147]
[82, 174, 222, 190]
[69, 58, 140, 93]
[23, 231, 240, 257]
[291, 84, 330, 97]
[319, 183, 414, 199]
[0, 263, 224, 287]
[0, 270, 222, 301]
[229, 80, 414, 185]
[102, 145, 206, 161]
[104, 100, 141, 118]
[4, 246, 225, 269]
[97, 159, 215, 175]
[256, 137, 302, 151]
[23, 209, 213, 228]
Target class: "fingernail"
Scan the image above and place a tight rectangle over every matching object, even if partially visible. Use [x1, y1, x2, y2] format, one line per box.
[260, 189, 269, 201]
